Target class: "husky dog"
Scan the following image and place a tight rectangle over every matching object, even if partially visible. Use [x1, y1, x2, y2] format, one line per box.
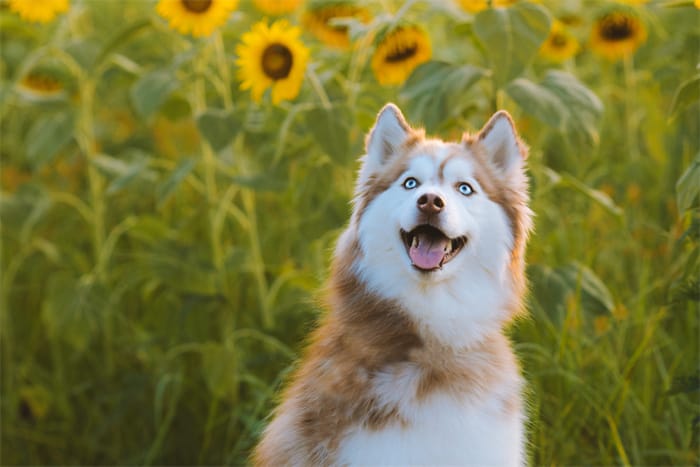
[253, 103, 533, 466]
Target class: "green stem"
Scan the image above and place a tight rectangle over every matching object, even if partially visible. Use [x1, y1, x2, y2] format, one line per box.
[213, 31, 233, 110]
[197, 396, 220, 464]
[622, 55, 637, 161]
[242, 189, 271, 328]
[193, 67, 224, 273]
[306, 68, 332, 109]
[76, 78, 106, 280]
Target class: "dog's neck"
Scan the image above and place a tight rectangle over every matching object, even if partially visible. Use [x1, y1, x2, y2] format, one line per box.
[328, 232, 511, 351]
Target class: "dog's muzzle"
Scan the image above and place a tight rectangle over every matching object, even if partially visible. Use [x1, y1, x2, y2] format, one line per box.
[400, 225, 467, 271]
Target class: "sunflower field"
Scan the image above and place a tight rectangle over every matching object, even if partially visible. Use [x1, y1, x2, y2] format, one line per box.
[1, 0, 698, 465]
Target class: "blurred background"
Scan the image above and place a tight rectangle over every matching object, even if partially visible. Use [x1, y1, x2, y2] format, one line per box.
[1, 0, 698, 464]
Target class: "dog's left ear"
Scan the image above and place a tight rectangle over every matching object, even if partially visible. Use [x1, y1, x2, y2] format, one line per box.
[473, 111, 527, 178]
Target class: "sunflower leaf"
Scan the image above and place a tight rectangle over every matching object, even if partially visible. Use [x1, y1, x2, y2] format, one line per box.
[507, 72, 603, 144]
[304, 105, 351, 161]
[196, 109, 240, 152]
[25, 111, 75, 167]
[506, 78, 567, 129]
[473, 3, 551, 88]
[541, 70, 604, 144]
[669, 74, 700, 121]
[401, 61, 485, 132]
[157, 157, 197, 206]
[676, 153, 700, 213]
[130, 70, 179, 119]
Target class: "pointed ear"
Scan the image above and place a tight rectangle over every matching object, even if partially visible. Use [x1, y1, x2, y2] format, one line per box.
[359, 103, 413, 183]
[475, 111, 527, 176]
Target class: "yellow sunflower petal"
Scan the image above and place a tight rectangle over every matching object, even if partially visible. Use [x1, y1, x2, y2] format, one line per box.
[236, 19, 310, 104]
[371, 26, 431, 86]
[303, 3, 371, 49]
[9, 0, 69, 23]
[253, 0, 302, 15]
[590, 9, 647, 61]
[455, 0, 517, 13]
[156, 0, 238, 38]
[540, 20, 579, 63]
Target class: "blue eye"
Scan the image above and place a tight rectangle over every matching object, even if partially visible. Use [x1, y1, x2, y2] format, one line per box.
[458, 183, 474, 196]
[403, 177, 419, 189]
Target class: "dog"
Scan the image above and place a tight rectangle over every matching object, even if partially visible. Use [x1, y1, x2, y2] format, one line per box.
[253, 103, 533, 466]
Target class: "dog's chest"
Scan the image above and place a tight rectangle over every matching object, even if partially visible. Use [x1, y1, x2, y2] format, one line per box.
[335, 377, 524, 466]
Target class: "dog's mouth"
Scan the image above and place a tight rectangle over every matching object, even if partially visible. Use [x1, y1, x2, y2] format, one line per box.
[400, 225, 467, 272]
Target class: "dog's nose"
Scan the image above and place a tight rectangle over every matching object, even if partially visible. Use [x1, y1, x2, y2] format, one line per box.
[417, 193, 445, 214]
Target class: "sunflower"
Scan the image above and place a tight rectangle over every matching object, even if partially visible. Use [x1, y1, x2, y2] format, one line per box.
[8, 0, 69, 23]
[455, 0, 516, 14]
[253, 0, 302, 15]
[590, 9, 647, 61]
[539, 20, 579, 63]
[302, 2, 371, 49]
[371, 26, 431, 86]
[156, 0, 238, 37]
[17, 69, 66, 100]
[236, 20, 310, 104]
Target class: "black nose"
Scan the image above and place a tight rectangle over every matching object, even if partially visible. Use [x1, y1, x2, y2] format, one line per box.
[417, 193, 445, 214]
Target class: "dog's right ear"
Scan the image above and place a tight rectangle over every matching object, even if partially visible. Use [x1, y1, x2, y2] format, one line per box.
[359, 103, 412, 184]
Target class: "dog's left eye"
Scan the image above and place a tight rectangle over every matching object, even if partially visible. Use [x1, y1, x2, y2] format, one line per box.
[458, 183, 475, 196]
[403, 177, 419, 190]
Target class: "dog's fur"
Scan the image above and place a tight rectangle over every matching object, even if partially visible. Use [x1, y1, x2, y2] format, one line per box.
[253, 103, 533, 466]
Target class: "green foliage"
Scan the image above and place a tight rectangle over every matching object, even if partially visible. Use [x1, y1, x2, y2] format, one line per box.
[473, 3, 551, 87]
[1, 1, 698, 466]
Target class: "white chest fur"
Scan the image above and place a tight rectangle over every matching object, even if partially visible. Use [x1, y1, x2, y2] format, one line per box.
[336, 384, 525, 466]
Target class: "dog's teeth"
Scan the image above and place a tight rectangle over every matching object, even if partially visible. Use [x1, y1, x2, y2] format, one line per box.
[411, 236, 418, 248]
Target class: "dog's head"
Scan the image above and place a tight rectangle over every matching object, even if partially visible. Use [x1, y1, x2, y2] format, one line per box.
[336, 103, 532, 344]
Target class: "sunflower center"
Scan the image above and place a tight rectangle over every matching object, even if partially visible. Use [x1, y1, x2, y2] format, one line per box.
[385, 43, 418, 63]
[600, 15, 634, 41]
[181, 0, 212, 13]
[550, 32, 568, 48]
[262, 43, 293, 80]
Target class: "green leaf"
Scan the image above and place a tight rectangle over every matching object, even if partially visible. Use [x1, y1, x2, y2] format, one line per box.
[63, 39, 100, 71]
[507, 71, 603, 144]
[41, 274, 108, 351]
[26, 112, 75, 166]
[92, 153, 132, 175]
[473, 3, 551, 87]
[128, 216, 177, 244]
[559, 263, 615, 316]
[541, 70, 603, 144]
[401, 61, 486, 132]
[676, 153, 700, 213]
[106, 159, 149, 195]
[543, 167, 623, 217]
[196, 109, 240, 151]
[94, 19, 150, 70]
[529, 262, 615, 325]
[157, 157, 196, 205]
[304, 106, 351, 161]
[20, 186, 52, 243]
[92, 153, 156, 195]
[506, 78, 567, 128]
[230, 174, 286, 192]
[200, 342, 238, 399]
[669, 74, 700, 121]
[130, 70, 179, 119]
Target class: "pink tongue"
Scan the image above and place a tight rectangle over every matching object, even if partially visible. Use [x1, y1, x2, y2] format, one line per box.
[409, 234, 449, 270]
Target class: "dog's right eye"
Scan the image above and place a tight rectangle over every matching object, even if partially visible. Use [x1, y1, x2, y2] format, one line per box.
[403, 177, 419, 189]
